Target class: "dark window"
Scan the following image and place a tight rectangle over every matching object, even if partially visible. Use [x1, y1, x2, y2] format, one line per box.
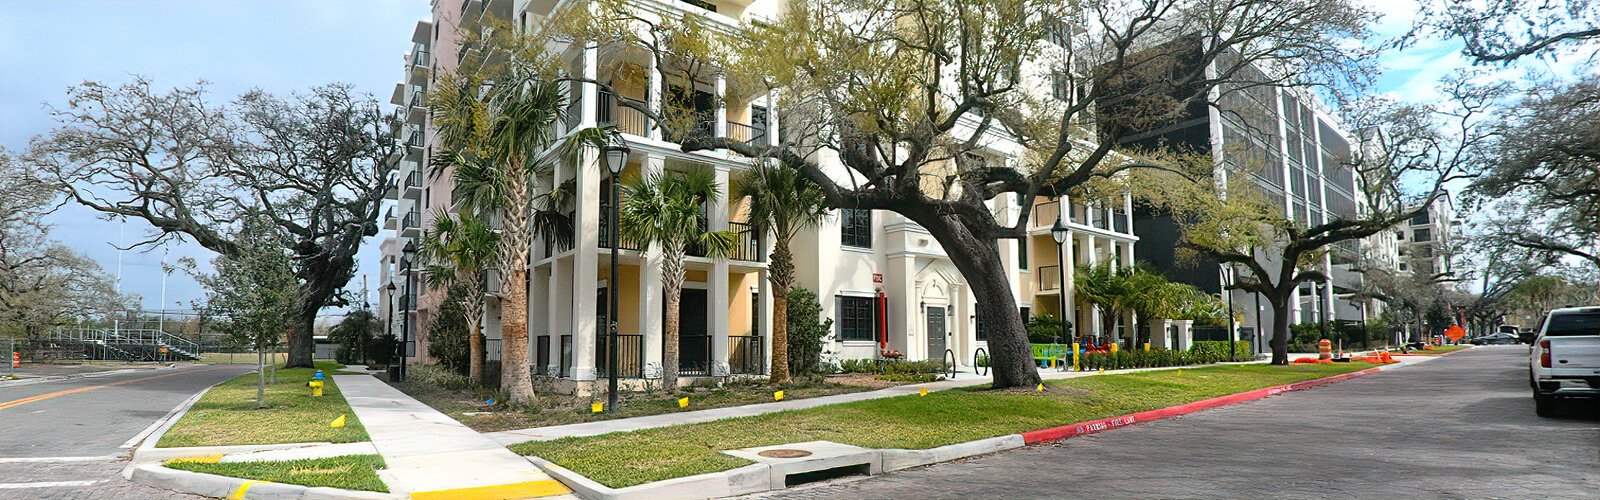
[837, 296, 877, 341]
[1020, 307, 1031, 324]
[841, 208, 872, 248]
[1544, 310, 1600, 337]
[1413, 228, 1432, 242]
[1411, 212, 1430, 225]
[752, 292, 760, 336]
[1018, 238, 1028, 270]
[976, 315, 988, 341]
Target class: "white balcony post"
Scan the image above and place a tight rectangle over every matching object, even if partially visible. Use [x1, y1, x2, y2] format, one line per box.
[710, 168, 731, 376]
[640, 155, 666, 377]
[766, 91, 780, 147]
[714, 74, 727, 140]
[581, 44, 599, 128]
[571, 142, 602, 382]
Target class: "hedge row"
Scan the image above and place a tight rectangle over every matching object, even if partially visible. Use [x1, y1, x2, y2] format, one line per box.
[1078, 341, 1256, 371]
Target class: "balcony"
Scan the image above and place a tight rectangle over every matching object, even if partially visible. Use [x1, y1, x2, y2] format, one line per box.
[384, 207, 397, 230]
[407, 49, 431, 85]
[403, 170, 422, 200]
[1030, 200, 1060, 229]
[1037, 265, 1061, 292]
[598, 207, 642, 251]
[406, 89, 427, 125]
[405, 130, 424, 160]
[725, 120, 766, 149]
[401, 210, 421, 237]
[728, 220, 762, 262]
[597, 90, 650, 137]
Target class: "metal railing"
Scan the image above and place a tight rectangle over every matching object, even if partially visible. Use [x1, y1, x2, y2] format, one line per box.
[596, 333, 644, 378]
[678, 334, 713, 377]
[402, 211, 420, 231]
[599, 205, 643, 251]
[1112, 210, 1128, 233]
[404, 170, 421, 191]
[728, 220, 762, 261]
[598, 91, 650, 137]
[729, 334, 764, 375]
[1038, 265, 1061, 291]
[725, 120, 765, 148]
[409, 89, 426, 108]
[41, 327, 203, 361]
[406, 130, 424, 148]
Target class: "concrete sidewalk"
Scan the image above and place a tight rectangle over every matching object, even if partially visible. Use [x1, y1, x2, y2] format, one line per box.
[486, 359, 1280, 446]
[334, 375, 574, 499]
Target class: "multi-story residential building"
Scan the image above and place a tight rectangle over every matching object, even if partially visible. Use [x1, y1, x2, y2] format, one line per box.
[380, 0, 1137, 394]
[377, 18, 436, 367]
[1397, 191, 1460, 284]
[1102, 42, 1371, 352]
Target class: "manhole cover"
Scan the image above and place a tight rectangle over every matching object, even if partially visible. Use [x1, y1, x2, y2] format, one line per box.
[758, 449, 813, 459]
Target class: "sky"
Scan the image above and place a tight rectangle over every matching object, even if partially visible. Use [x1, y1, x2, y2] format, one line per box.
[0, 0, 1587, 313]
[0, 0, 430, 314]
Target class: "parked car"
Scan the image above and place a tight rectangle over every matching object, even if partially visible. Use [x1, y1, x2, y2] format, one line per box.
[1471, 332, 1519, 345]
[1529, 306, 1600, 417]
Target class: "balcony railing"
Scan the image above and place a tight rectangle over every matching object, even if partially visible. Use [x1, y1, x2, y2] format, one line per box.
[409, 89, 426, 108]
[1038, 265, 1061, 291]
[679, 334, 713, 377]
[726, 120, 766, 148]
[406, 130, 424, 148]
[596, 333, 644, 378]
[597, 90, 650, 137]
[729, 334, 764, 375]
[728, 220, 762, 262]
[402, 211, 420, 231]
[1031, 200, 1060, 229]
[1112, 210, 1128, 233]
[598, 207, 642, 251]
[1069, 202, 1088, 224]
[410, 50, 431, 68]
[404, 170, 421, 191]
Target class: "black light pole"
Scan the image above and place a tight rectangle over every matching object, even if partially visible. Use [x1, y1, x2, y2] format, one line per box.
[1051, 218, 1071, 349]
[1318, 281, 1330, 343]
[400, 241, 416, 382]
[603, 144, 630, 413]
[386, 282, 397, 365]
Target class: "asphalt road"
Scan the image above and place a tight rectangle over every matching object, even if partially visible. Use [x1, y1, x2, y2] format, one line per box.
[765, 346, 1600, 499]
[0, 363, 251, 499]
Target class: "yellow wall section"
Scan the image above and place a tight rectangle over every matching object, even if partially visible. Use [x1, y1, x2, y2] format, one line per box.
[727, 271, 759, 336]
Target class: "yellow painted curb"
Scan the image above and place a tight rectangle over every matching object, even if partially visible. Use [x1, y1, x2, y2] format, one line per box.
[410, 479, 572, 499]
[166, 454, 224, 464]
[229, 480, 262, 499]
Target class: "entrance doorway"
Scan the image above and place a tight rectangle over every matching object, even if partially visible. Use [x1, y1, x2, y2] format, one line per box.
[670, 288, 711, 376]
[926, 306, 947, 362]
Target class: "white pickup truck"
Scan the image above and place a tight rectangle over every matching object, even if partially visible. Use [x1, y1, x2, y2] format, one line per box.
[1529, 306, 1600, 417]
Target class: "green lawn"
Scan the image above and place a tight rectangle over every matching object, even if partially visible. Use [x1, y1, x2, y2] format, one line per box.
[165, 455, 388, 492]
[513, 362, 1375, 488]
[1411, 345, 1469, 355]
[158, 361, 369, 447]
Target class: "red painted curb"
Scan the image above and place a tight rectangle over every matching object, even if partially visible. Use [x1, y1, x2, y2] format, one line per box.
[1020, 365, 1386, 445]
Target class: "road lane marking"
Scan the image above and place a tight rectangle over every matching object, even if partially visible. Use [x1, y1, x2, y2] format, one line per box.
[0, 367, 208, 411]
[0, 455, 120, 463]
[0, 480, 100, 489]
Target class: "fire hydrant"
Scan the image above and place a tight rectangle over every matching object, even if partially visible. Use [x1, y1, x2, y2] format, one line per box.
[308, 370, 325, 397]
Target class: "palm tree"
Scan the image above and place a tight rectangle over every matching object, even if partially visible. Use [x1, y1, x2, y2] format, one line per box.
[433, 54, 597, 404]
[731, 163, 828, 383]
[1073, 261, 1137, 347]
[619, 166, 737, 390]
[418, 210, 498, 386]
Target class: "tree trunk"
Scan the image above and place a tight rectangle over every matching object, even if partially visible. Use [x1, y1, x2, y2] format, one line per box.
[256, 350, 267, 409]
[661, 246, 686, 391]
[768, 240, 795, 384]
[1269, 294, 1292, 365]
[500, 268, 536, 404]
[1101, 308, 1118, 349]
[936, 225, 1039, 389]
[468, 321, 485, 386]
[286, 304, 316, 368]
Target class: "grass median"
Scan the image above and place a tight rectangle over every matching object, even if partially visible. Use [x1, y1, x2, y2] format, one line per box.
[512, 362, 1376, 488]
[164, 455, 387, 492]
[158, 360, 368, 447]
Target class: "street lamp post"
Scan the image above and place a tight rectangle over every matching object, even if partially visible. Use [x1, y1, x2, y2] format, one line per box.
[1318, 281, 1330, 344]
[386, 282, 397, 365]
[603, 144, 630, 413]
[1051, 218, 1071, 350]
[400, 241, 416, 382]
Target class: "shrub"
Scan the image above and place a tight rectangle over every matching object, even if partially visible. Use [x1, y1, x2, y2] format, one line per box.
[876, 373, 939, 383]
[1190, 340, 1254, 362]
[786, 287, 833, 376]
[1026, 314, 1072, 344]
[407, 364, 472, 390]
[427, 288, 471, 376]
[329, 310, 378, 365]
[836, 358, 945, 374]
[838, 358, 877, 374]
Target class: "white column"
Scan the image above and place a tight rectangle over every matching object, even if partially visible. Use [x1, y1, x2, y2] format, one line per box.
[1084, 233, 1099, 339]
[647, 54, 662, 141]
[888, 255, 915, 358]
[714, 74, 727, 140]
[766, 91, 780, 147]
[640, 155, 665, 377]
[580, 44, 598, 127]
[758, 268, 773, 374]
[571, 145, 601, 381]
[710, 168, 732, 376]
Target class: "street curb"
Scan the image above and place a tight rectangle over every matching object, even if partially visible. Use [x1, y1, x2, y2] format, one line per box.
[1021, 365, 1389, 445]
[129, 463, 399, 500]
[879, 435, 1025, 472]
[127, 384, 217, 468]
[527, 456, 769, 500]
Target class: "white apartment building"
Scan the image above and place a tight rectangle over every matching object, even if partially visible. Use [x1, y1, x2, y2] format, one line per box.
[379, 0, 1138, 394]
[1397, 192, 1461, 286]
